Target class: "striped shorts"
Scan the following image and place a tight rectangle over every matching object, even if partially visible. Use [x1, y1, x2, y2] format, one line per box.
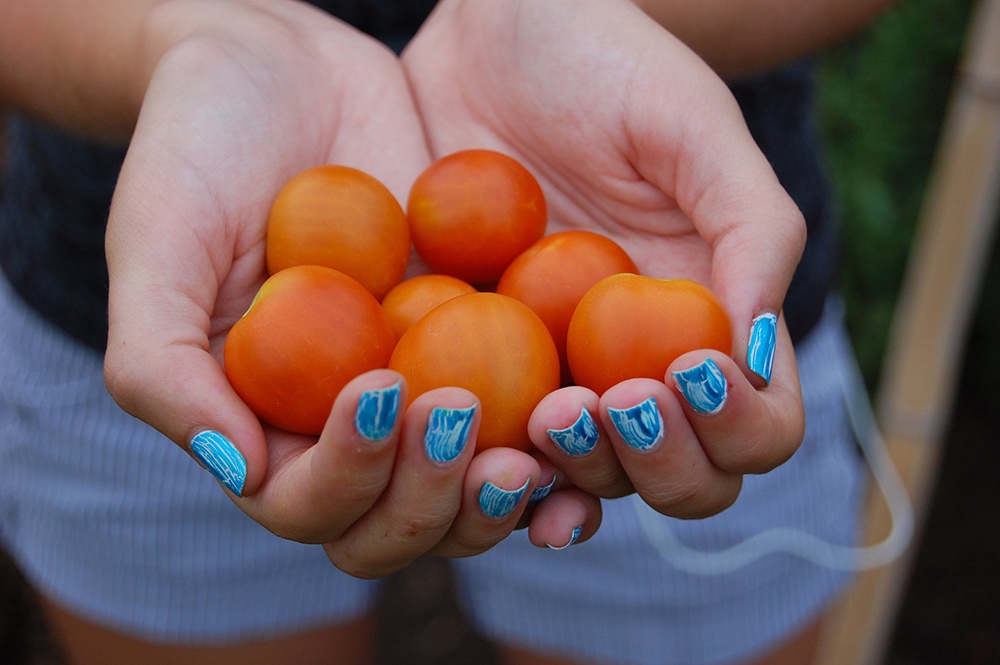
[0, 273, 864, 664]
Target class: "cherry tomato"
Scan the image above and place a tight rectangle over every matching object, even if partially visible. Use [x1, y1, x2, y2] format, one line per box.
[407, 149, 547, 285]
[224, 265, 396, 435]
[496, 230, 638, 383]
[566, 274, 732, 395]
[388, 292, 560, 452]
[380, 273, 478, 341]
[266, 164, 410, 300]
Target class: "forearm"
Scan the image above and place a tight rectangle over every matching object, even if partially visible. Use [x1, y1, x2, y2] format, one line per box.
[633, 0, 898, 78]
[0, 0, 311, 143]
[0, 0, 172, 141]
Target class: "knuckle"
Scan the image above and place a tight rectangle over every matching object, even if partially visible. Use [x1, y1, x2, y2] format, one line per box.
[439, 529, 508, 557]
[103, 351, 142, 416]
[708, 425, 801, 475]
[644, 473, 743, 520]
[265, 517, 327, 545]
[396, 508, 457, 542]
[325, 544, 406, 580]
[573, 467, 635, 499]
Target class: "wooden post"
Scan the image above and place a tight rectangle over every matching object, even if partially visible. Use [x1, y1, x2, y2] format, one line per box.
[816, 1, 1000, 663]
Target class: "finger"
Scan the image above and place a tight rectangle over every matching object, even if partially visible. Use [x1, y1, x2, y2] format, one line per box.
[240, 369, 406, 543]
[105, 274, 271, 499]
[515, 452, 572, 530]
[692, 135, 806, 387]
[668, 322, 804, 475]
[104, 120, 279, 499]
[528, 386, 634, 499]
[600, 378, 742, 519]
[323, 387, 480, 578]
[526, 488, 602, 550]
[428, 446, 542, 558]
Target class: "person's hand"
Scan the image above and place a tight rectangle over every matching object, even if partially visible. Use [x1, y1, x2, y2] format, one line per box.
[101, 0, 598, 577]
[403, 0, 807, 519]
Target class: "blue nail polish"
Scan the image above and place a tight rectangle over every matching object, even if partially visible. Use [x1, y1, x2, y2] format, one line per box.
[607, 398, 664, 451]
[479, 479, 530, 519]
[529, 475, 557, 503]
[547, 406, 599, 456]
[355, 382, 401, 441]
[424, 406, 476, 463]
[547, 525, 583, 550]
[190, 430, 247, 496]
[673, 358, 728, 414]
[747, 313, 778, 383]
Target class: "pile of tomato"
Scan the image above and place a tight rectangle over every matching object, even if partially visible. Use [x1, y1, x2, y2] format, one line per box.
[224, 149, 732, 450]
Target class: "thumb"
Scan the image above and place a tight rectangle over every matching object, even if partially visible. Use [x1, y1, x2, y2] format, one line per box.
[620, 25, 806, 386]
[103, 149, 270, 499]
[103, 335, 267, 498]
[700, 154, 806, 387]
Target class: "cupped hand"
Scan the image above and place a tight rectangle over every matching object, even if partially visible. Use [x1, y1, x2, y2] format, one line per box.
[403, 0, 807, 518]
[101, 0, 597, 576]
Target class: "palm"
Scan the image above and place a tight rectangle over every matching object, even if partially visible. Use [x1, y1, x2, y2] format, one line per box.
[106, 9, 431, 480]
[403, 0, 747, 285]
[112, 19, 427, 355]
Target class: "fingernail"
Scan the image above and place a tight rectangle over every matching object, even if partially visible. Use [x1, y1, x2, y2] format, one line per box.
[355, 381, 402, 441]
[547, 525, 583, 550]
[479, 478, 530, 519]
[547, 406, 599, 456]
[607, 397, 664, 451]
[747, 312, 778, 384]
[673, 358, 728, 414]
[190, 430, 247, 497]
[529, 475, 557, 503]
[424, 406, 476, 463]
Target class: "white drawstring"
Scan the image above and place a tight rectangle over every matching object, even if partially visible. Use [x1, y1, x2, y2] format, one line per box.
[633, 341, 915, 574]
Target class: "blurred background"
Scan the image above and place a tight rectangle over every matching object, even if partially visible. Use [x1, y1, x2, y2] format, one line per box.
[2, 0, 998, 663]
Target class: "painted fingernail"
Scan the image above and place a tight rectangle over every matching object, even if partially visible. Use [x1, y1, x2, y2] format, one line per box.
[607, 397, 664, 451]
[673, 358, 728, 414]
[355, 382, 402, 441]
[529, 475, 557, 503]
[479, 478, 531, 519]
[547, 406, 599, 456]
[424, 406, 476, 463]
[190, 430, 247, 497]
[547, 525, 583, 550]
[747, 312, 778, 384]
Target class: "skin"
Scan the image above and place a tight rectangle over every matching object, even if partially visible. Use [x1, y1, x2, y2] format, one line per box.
[2, 2, 592, 661]
[404, 0, 808, 517]
[1, 0, 895, 663]
[403, 3, 895, 664]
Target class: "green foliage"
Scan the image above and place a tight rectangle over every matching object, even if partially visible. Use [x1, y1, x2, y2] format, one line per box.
[816, 0, 976, 388]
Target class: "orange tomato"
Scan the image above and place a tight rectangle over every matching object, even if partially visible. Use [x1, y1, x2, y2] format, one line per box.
[266, 164, 410, 300]
[388, 292, 560, 452]
[224, 265, 396, 435]
[380, 273, 477, 341]
[407, 149, 547, 285]
[496, 230, 638, 383]
[566, 274, 732, 395]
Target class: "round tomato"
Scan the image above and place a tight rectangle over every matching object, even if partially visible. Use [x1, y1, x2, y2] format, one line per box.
[407, 149, 547, 285]
[566, 274, 732, 395]
[388, 292, 560, 452]
[380, 273, 477, 341]
[224, 265, 396, 435]
[496, 230, 638, 383]
[266, 164, 410, 300]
